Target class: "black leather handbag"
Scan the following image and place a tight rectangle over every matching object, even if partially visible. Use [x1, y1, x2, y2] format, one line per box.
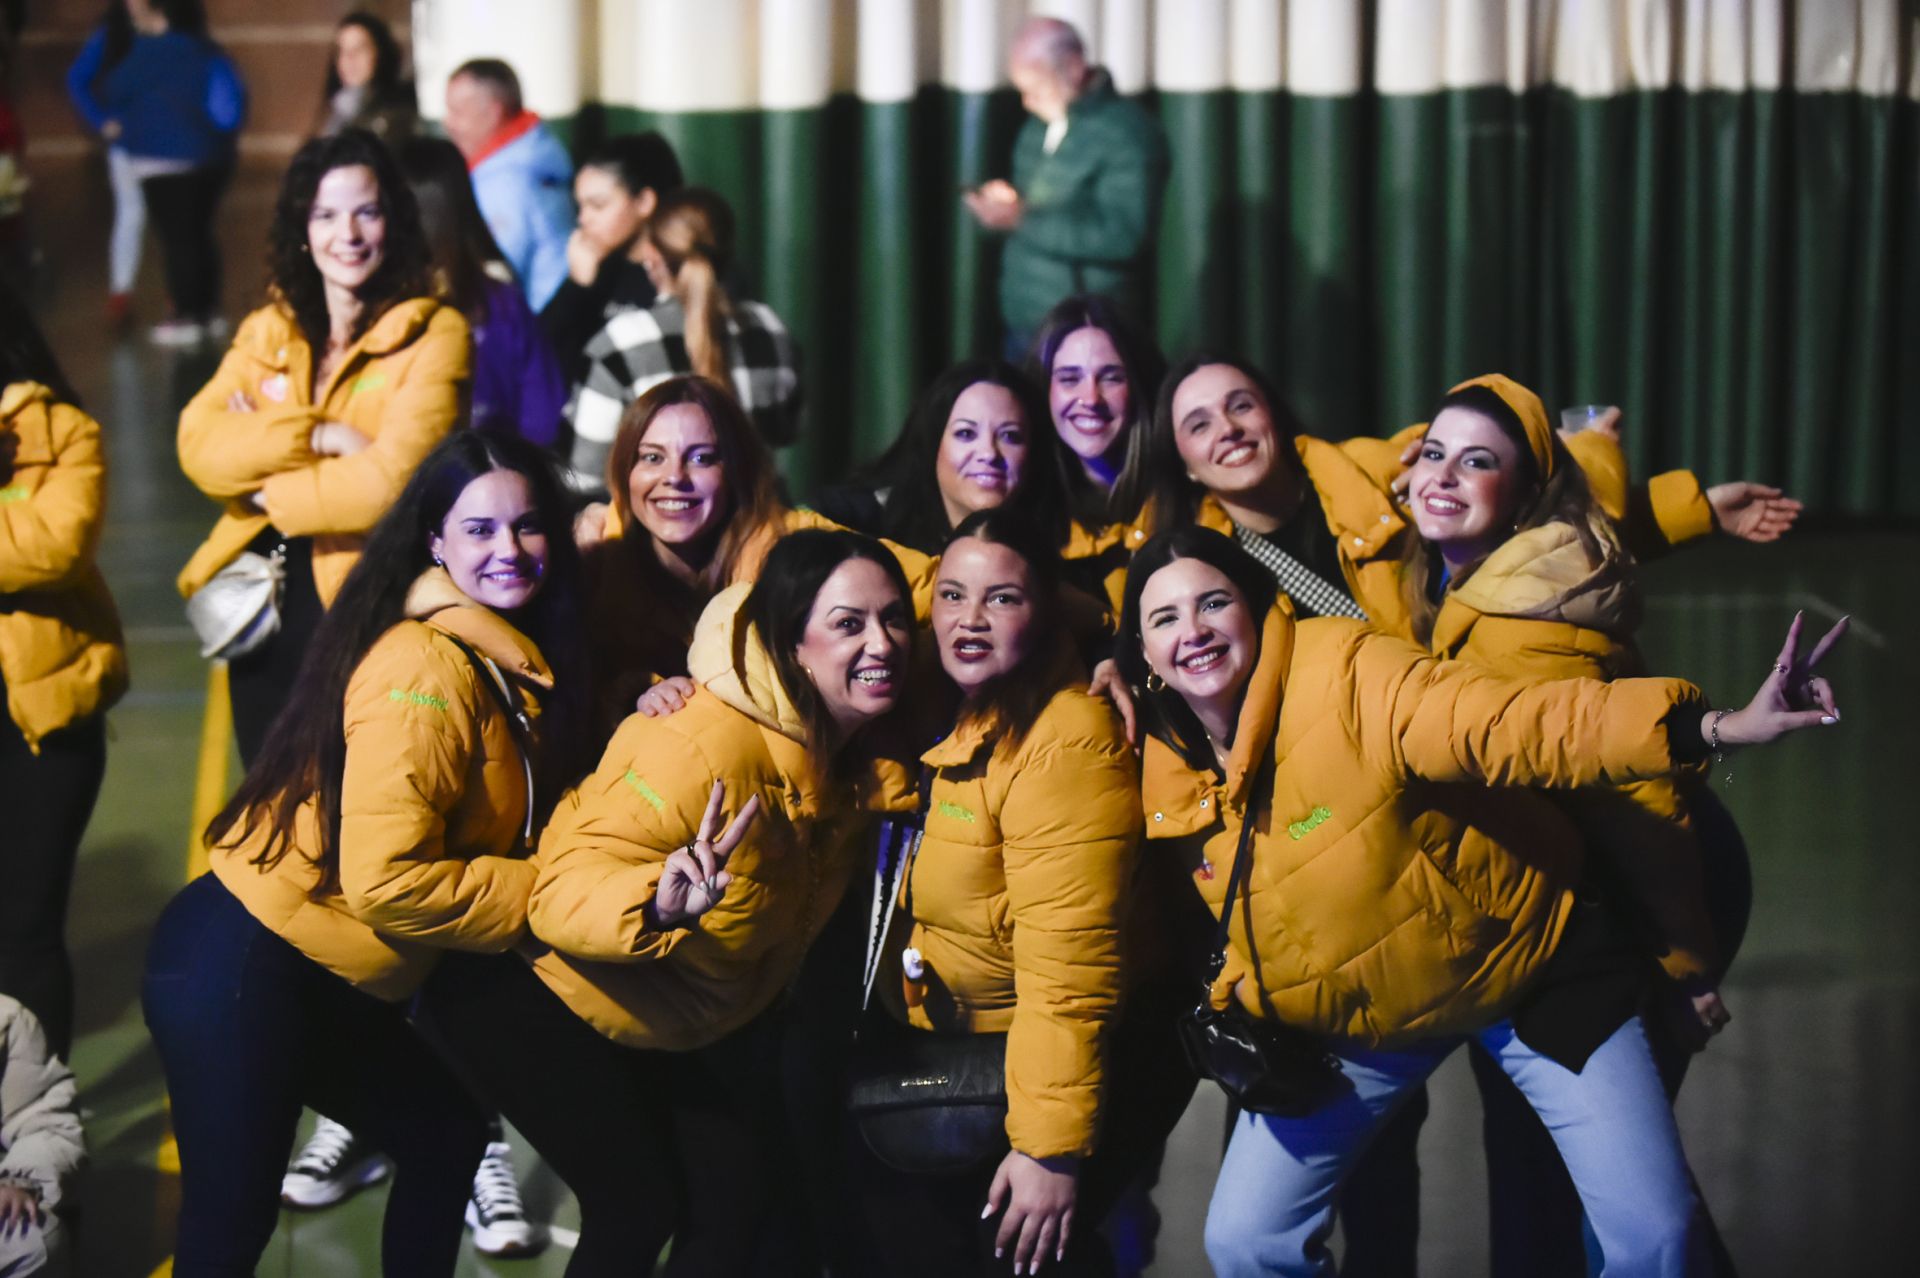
[844, 785, 1011, 1174]
[1176, 766, 1346, 1117]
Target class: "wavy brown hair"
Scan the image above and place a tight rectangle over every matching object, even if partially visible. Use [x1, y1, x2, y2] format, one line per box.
[266, 128, 434, 352]
[644, 187, 737, 387]
[606, 375, 785, 596]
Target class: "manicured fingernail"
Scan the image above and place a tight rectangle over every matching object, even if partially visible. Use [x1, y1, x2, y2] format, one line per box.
[982, 1204, 994, 1220]
[1820, 715, 1836, 725]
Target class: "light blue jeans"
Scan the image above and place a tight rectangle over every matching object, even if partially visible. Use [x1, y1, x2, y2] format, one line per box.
[1204, 1016, 1706, 1278]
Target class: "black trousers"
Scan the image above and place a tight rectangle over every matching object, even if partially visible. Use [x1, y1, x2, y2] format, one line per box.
[419, 952, 789, 1278]
[140, 162, 231, 321]
[226, 534, 321, 769]
[0, 703, 105, 1059]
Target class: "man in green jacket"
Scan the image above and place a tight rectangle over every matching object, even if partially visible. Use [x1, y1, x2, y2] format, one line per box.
[966, 18, 1169, 359]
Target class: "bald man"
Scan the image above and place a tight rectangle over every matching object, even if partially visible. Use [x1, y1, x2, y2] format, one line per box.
[965, 18, 1168, 358]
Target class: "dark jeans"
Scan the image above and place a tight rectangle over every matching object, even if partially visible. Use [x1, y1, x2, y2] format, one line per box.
[845, 977, 1199, 1278]
[140, 163, 231, 321]
[142, 873, 488, 1278]
[418, 952, 788, 1278]
[0, 705, 105, 1059]
[227, 534, 321, 768]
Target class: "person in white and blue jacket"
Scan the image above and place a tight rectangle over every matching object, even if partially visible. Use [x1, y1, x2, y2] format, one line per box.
[441, 58, 575, 312]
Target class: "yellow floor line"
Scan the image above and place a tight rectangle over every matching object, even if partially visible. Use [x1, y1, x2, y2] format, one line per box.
[151, 663, 234, 1278]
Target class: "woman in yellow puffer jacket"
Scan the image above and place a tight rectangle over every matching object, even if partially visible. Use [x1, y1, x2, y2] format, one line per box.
[846, 508, 1193, 1277]
[0, 289, 127, 1061]
[1114, 525, 1844, 1278]
[421, 527, 921, 1274]
[1402, 373, 1750, 1276]
[175, 127, 469, 765]
[143, 432, 586, 1277]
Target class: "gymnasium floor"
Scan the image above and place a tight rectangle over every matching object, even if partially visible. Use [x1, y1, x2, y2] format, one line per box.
[27, 160, 1918, 1276]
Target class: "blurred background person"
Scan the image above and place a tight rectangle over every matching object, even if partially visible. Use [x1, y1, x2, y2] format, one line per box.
[440, 57, 573, 311]
[63, 2, 143, 326]
[77, 0, 244, 347]
[395, 136, 566, 450]
[311, 9, 416, 143]
[566, 186, 800, 489]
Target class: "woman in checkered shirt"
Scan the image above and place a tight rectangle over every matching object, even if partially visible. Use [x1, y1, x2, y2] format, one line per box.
[563, 187, 799, 495]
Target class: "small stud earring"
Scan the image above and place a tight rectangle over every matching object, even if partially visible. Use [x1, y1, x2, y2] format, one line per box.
[432, 555, 444, 567]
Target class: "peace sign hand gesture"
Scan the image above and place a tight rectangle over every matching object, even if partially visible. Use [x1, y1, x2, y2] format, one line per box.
[645, 781, 763, 931]
[1709, 611, 1847, 749]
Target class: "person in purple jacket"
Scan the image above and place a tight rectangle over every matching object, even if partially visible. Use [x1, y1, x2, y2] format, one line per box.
[395, 137, 566, 452]
[74, 0, 244, 346]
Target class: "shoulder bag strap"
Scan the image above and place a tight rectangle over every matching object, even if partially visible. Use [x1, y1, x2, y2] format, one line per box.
[441, 634, 537, 848]
[1202, 750, 1274, 997]
[860, 765, 935, 1013]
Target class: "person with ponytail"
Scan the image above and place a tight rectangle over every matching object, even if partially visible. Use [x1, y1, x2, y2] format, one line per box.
[565, 186, 800, 492]
[142, 432, 586, 1276]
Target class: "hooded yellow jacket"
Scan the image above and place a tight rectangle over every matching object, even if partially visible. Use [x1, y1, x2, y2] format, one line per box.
[209, 572, 546, 1000]
[528, 583, 918, 1050]
[176, 298, 471, 604]
[886, 653, 1141, 1159]
[0, 383, 127, 749]
[1434, 523, 1718, 985]
[1139, 605, 1704, 1047]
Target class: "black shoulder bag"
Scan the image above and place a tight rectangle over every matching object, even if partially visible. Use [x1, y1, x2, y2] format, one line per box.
[1176, 762, 1346, 1116]
[844, 771, 1010, 1174]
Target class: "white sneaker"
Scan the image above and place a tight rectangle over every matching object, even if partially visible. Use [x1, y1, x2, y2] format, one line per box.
[465, 1140, 550, 1257]
[281, 1117, 393, 1209]
[148, 317, 207, 347]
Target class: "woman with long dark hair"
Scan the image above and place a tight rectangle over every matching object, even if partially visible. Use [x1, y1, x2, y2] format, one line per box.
[1114, 526, 1844, 1277]
[177, 126, 465, 766]
[143, 432, 585, 1277]
[394, 136, 566, 447]
[0, 282, 127, 1061]
[566, 186, 800, 485]
[845, 508, 1195, 1277]
[312, 10, 416, 142]
[812, 360, 1068, 557]
[423, 527, 920, 1274]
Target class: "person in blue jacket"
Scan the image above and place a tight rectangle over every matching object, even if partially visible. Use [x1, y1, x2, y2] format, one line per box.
[441, 58, 574, 312]
[71, 0, 244, 346]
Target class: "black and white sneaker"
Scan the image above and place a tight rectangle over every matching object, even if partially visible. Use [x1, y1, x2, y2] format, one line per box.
[281, 1117, 392, 1208]
[465, 1140, 550, 1257]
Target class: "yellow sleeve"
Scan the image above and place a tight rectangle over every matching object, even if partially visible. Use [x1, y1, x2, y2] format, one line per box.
[337, 630, 535, 950]
[259, 309, 471, 535]
[1560, 431, 1715, 559]
[0, 404, 106, 593]
[997, 714, 1140, 1159]
[176, 325, 320, 500]
[527, 714, 721, 962]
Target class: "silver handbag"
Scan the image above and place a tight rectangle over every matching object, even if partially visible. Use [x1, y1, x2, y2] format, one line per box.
[185, 544, 286, 660]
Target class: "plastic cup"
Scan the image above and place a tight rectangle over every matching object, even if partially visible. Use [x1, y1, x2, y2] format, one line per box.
[1560, 404, 1615, 433]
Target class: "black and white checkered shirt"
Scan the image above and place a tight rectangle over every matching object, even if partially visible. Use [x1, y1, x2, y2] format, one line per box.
[564, 295, 800, 492]
[1232, 521, 1368, 620]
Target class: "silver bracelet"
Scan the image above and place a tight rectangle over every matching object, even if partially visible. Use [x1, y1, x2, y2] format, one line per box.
[1709, 709, 1734, 787]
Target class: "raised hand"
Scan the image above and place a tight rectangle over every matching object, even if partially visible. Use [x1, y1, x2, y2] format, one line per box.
[573, 501, 611, 549]
[985, 1149, 1078, 1274]
[1710, 610, 1847, 748]
[646, 781, 762, 930]
[1706, 482, 1803, 543]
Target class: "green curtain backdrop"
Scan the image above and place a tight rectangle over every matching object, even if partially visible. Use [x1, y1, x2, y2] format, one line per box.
[415, 0, 1919, 516]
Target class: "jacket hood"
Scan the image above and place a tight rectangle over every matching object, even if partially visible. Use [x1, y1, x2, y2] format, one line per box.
[1448, 373, 1556, 483]
[0, 380, 53, 421]
[1444, 522, 1639, 636]
[687, 582, 808, 743]
[402, 568, 553, 687]
[247, 296, 447, 367]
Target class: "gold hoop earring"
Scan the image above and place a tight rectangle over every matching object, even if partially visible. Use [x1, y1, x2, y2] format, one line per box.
[1145, 670, 1166, 693]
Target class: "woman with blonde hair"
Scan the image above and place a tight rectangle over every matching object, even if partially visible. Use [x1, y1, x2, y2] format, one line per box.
[565, 186, 800, 493]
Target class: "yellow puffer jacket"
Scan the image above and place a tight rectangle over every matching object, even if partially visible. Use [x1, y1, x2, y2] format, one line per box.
[1139, 604, 1704, 1047]
[1436, 522, 1718, 984]
[209, 571, 546, 1000]
[176, 298, 471, 604]
[529, 583, 918, 1051]
[886, 650, 1140, 1159]
[0, 383, 127, 749]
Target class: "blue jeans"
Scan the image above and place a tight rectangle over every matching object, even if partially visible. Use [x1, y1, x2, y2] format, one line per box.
[142, 873, 487, 1277]
[1204, 1016, 1705, 1278]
